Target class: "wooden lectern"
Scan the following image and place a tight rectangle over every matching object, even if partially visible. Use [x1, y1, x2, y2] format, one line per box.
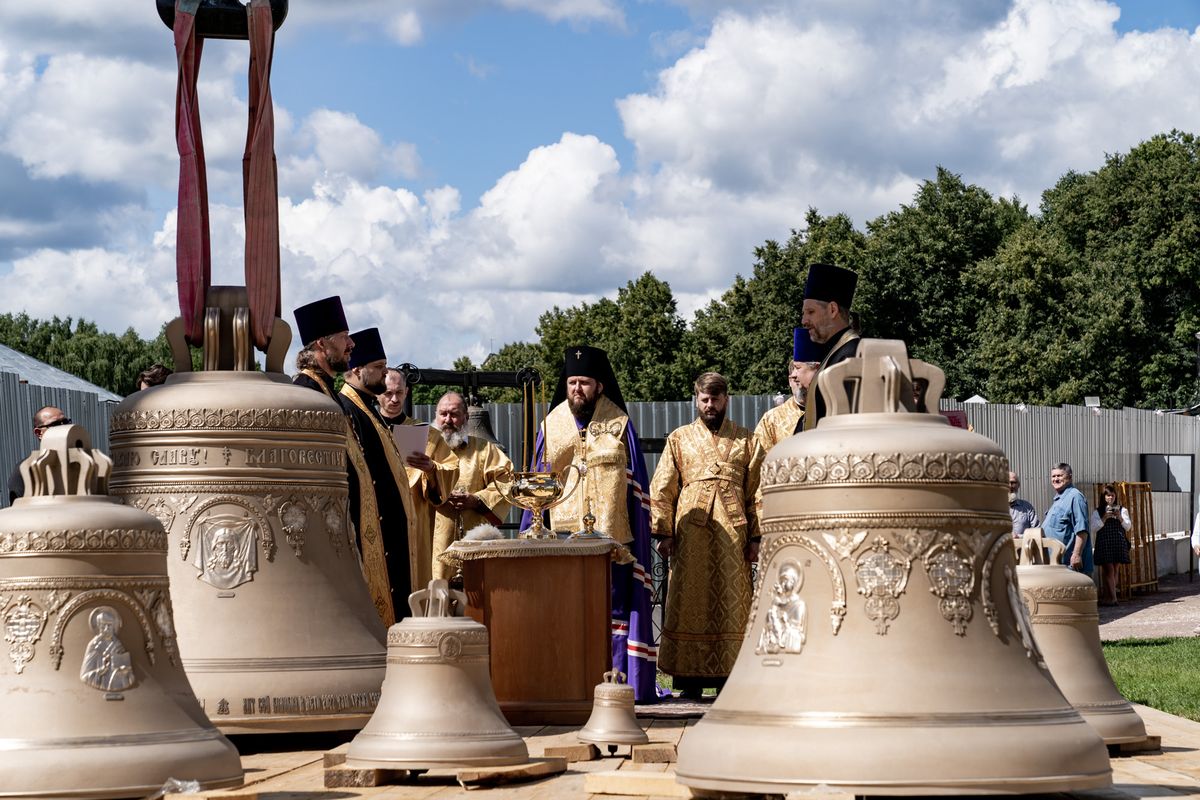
[448, 538, 615, 725]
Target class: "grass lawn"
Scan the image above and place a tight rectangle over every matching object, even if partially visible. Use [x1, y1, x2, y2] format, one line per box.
[1103, 637, 1200, 721]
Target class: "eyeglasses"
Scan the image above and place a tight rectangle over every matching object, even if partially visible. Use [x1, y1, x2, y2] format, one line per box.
[35, 417, 71, 432]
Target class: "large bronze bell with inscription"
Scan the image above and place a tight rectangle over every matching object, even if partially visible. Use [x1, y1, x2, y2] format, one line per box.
[0, 425, 242, 798]
[676, 340, 1111, 795]
[107, 289, 386, 732]
[1017, 531, 1148, 744]
[345, 579, 528, 769]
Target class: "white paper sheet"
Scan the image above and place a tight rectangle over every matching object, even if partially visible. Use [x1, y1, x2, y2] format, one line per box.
[392, 423, 430, 459]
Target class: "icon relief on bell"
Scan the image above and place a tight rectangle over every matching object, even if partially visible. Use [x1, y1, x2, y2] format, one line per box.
[192, 512, 260, 589]
[756, 561, 808, 656]
[854, 537, 911, 635]
[79, 605, 136, 692]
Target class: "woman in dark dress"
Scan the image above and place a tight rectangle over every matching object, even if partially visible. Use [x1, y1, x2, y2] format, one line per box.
[1089, 484, 1131, 606]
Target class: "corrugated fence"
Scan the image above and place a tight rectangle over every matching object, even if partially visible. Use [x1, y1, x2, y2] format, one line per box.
[0, 371, 117, 507]
[1, 376, 1193, 533]
[418, 397, 1200, 535]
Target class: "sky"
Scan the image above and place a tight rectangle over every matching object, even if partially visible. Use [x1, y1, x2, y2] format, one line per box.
[1, 0, 1199, 371]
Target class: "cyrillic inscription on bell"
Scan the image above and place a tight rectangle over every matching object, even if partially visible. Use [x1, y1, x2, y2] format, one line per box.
[345, 580, 528, 770]
[0, 425, 242, 798]
[108, 288, 387, 733]
[1018, 529, 1149, 745]
[676, 339, 1112, 796]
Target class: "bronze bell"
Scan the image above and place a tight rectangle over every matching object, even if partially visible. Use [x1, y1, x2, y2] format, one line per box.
[345, 579, 528, 769]
[1017, 530, 1148, 744]
[0, 425, 243, 797]
[107, 290, 387, 733]
[467, 403, 504, 450]
[676, 339, 1111, 795]
[578, 670, 648, 752]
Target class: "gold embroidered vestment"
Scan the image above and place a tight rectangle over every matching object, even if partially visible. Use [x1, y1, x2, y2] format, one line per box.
[650, 417, 764, 678]
[543, 395, 632, 543]
[424, 435, 511, 580]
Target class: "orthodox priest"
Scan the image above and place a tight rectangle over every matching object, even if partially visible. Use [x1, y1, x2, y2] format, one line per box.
[378, 368, 415, 428]
[801, 263, 861, 430]
[292, 295, 354, 397]
[651, 373, 762, 698]
[753, 328, 825, 455]
[340, 328, 447, 621]
[426, 391, 513, 580]
[292, 298, 395, 624]
[523, 346, 658, 703]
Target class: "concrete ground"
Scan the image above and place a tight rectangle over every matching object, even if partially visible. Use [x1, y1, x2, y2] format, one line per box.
[1099, 571, 1200, 640]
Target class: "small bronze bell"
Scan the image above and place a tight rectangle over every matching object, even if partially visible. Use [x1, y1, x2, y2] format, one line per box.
[346, 580, 528, 769]
[0, 425, 243, 798]
[1017, 530, 1148, 744]
[677, 340, 1111, 795]
[578, 670, 648, 753]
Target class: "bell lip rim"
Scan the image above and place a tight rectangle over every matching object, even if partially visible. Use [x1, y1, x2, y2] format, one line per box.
[673, 769, 1114, 793]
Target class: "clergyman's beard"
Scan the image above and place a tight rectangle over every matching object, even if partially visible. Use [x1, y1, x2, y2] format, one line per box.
[440, 426, 468, 450]
[364, 375, 387, 395]
[793, 386, 806, 405]
[1008, 491, 1017, 504]
[569, 395, 597, 421]
[328, 352, 351, 373]
[701, 409, 726, 431]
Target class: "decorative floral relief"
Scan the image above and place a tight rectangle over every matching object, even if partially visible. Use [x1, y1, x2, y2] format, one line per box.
[278, 499, 307, 557]
[924, 534, 976, 636]
[762, 452, 1008, 487]
[0, 529, 166, 554]
[1, 591, 69, 673]
[822, 529, 867, 561]
[854, 537, 911, 635]
[111, 407, 345, 434]
[134, 588, 179, 666]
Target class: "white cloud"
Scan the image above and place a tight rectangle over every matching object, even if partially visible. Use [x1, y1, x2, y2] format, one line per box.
[388, 10, 424, 45]
[4, 0, 1200, 375]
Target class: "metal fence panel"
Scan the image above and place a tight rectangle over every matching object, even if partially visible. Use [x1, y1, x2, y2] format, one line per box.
[0, 371, 117, 507]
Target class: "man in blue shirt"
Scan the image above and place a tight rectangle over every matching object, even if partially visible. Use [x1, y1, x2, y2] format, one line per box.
[1043, 462, 1092, 574]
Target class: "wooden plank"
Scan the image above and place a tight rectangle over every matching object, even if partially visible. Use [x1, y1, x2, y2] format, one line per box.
[324, 741, 352, 768]
[1110, 758, 1200, 799]
[1111, 735, 1163, 755]
[584, 770, 692, 798]
[631, 743, 676, 764]
[324, 765, 411, 789]
[455, 757, 567, 789]
[619, 762, 670, 773]
[163, 790, 257, 800]
[543, 742, 601, 761]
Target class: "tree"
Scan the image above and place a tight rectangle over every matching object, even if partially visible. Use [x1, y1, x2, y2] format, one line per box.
[535, 272, 691, 401]
[856, 167, 1030, 399]
[683, 209, 866, 395]
[0, 313, 177, 396]
[1036, 131, 1200, 408]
